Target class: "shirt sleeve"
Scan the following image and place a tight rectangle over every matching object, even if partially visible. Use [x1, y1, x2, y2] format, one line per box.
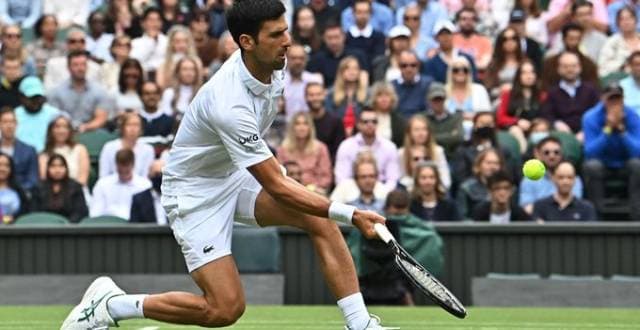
[212, 104, 273, 170]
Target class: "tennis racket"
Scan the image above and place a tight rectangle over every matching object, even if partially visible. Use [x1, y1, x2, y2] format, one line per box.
[374, 223, 467, 319]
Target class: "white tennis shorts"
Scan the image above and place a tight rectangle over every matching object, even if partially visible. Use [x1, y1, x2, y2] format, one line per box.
[161, 169, 262, 272]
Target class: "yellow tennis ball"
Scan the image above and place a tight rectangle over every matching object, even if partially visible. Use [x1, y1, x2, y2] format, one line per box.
[523, 159, 546, 180]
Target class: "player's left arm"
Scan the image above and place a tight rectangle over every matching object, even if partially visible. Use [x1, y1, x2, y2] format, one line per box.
[248, 157, 384, 238]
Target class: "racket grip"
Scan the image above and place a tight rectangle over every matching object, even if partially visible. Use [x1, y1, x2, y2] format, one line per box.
[374, 223, 395, 243]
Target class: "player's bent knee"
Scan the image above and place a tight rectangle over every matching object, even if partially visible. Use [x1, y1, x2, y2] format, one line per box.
[199, 300, 245, 328]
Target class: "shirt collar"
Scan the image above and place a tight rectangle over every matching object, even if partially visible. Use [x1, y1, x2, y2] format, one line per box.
[398, 75, 421, 84]
[139, 108, 164, 121]
[354, 133, 379, 146]
[559, 79, 581, 96]
[235, 49, 284, 96]
[349, 24, 373, 38]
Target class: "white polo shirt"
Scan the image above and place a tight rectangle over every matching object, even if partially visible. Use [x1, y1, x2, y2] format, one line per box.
[162, 50, 284, 196]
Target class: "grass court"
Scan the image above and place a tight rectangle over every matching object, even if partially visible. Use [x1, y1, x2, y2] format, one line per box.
[1, 306, 639, 329]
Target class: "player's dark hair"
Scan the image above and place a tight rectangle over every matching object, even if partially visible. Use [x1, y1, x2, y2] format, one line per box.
[115, 148, 135, 166]
[385, 189, 411, 210]
[67, 50, 89, 65]
[561, 22, 583, 38]
[535, 136, 562, 151]
[226, 0, 286, 49]
[487, 171, 513, 189]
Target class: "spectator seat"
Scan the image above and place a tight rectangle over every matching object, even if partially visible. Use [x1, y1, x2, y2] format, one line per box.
[79, 215, 129, 226]
[551, 131, 582, 165]
[14, 212, 70, 226]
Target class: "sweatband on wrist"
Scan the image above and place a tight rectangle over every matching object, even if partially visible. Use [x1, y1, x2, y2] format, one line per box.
[329, 202, 356, 224]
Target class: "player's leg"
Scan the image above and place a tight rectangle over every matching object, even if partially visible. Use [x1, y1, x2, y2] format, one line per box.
[141, 255, 246, 327]
[247, 188, 382, 329]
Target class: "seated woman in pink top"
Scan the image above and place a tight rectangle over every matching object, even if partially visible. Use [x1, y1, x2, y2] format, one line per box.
[276, 112, 332, 195]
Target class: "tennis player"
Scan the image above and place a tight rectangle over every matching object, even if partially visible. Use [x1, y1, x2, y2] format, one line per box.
[61, 1, 394, 329]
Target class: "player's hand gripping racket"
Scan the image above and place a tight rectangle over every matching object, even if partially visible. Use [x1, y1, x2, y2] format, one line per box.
[374, 223, 467, 319]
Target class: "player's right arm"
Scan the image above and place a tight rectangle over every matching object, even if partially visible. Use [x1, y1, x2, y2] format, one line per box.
[248, 157, 384, 238]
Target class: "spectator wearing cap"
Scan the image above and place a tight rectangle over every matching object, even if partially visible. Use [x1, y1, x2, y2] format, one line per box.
[598, 6, 640, 78]
[545, 0, 608, 50]
[372, 25, 412, 82]
[607, 0, 640, 33]
[508, 9, 544, 72]
[572, 0, 608, 63]
[0, 0, 42, 29]
[48, 51, 112, 133]
[392, 50, 434, 118]
[532, 161, 596, 221]
[345, 0, 386, 70]
[43, 28, 102, 92]
[472, 171, 532, 222]
[620, 51, 640, 115]
[452, 7, 493, 70]
[341, 0, 394, 36]
[14, 77, 62, 152]
[519, 136, 584, 214]
[583, 83, 640, 219]
[422, 20, 478, 84]
[395, 0, 449, 39]
[130, 7, 168, 76]
[283, 44, 323, 119]
[542, 23, 599, 90]
[401, 3, 438, 61]
[541, 51, 600, 137]
[307, 21, 368, 86]
[426, 82, 464, 158]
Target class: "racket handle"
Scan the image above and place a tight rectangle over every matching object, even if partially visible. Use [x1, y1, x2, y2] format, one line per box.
[374, 223, 395, 243]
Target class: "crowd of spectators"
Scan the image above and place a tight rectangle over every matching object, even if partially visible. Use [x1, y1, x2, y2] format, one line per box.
[1, 0, 640, 225]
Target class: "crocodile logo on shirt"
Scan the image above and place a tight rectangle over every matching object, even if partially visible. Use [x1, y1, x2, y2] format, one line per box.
[238, 134, 259, 145]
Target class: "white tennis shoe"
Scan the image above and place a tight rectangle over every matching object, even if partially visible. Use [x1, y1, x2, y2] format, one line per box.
[345, 314, 400, 330]
[60, 276, 125, 330]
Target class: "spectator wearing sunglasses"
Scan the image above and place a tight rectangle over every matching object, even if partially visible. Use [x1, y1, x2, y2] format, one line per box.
[392, 50, 434, 118]
[422, 20, 478, 83]
[519, 136, 583, 215]
[334, 107, 400, 191]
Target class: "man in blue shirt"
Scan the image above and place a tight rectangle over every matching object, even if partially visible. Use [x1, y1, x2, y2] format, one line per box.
[395, 0, 448, 39]
[392, 50, 433, 118]
[348, 156, 385, 214]
[341, 0, 394, 36]
[15, 76, 61, 152]
[520, 136, 584, 214]
[422, 20, 478, 83]
[582, 83, 640, 219]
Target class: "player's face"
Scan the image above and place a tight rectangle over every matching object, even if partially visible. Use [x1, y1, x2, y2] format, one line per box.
[254, 16, 291, 70]
[48, 158, 67, 181]
[417, 166, 437, 194]
[410, 120, 428, 145]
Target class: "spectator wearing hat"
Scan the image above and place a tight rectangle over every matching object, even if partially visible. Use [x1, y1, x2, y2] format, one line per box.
[532, 161, 596, 222]
[620, 51, 640, 115]
[452, 7, 493, 70]
[341, 0, 394, 36]
[395, 0, 449, 39]
[422, 20, 478, 83]
[371, 25, 412, 82]
[583, 83, 640, 219]
[392, 50, 434, 118]
[508, 9, 544, 72]
[541, 51, 600, 137]
[345, 0, 386, 70]
[14, 77, 62, 152]
[425, 82, 464, 158]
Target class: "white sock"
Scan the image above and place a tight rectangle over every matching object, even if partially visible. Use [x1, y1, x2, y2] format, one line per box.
[107, 294, 147, 320]
[337, 292, 370, 330]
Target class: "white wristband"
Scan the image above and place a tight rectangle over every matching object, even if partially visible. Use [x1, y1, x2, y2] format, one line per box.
[328, 202, 356, 224]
